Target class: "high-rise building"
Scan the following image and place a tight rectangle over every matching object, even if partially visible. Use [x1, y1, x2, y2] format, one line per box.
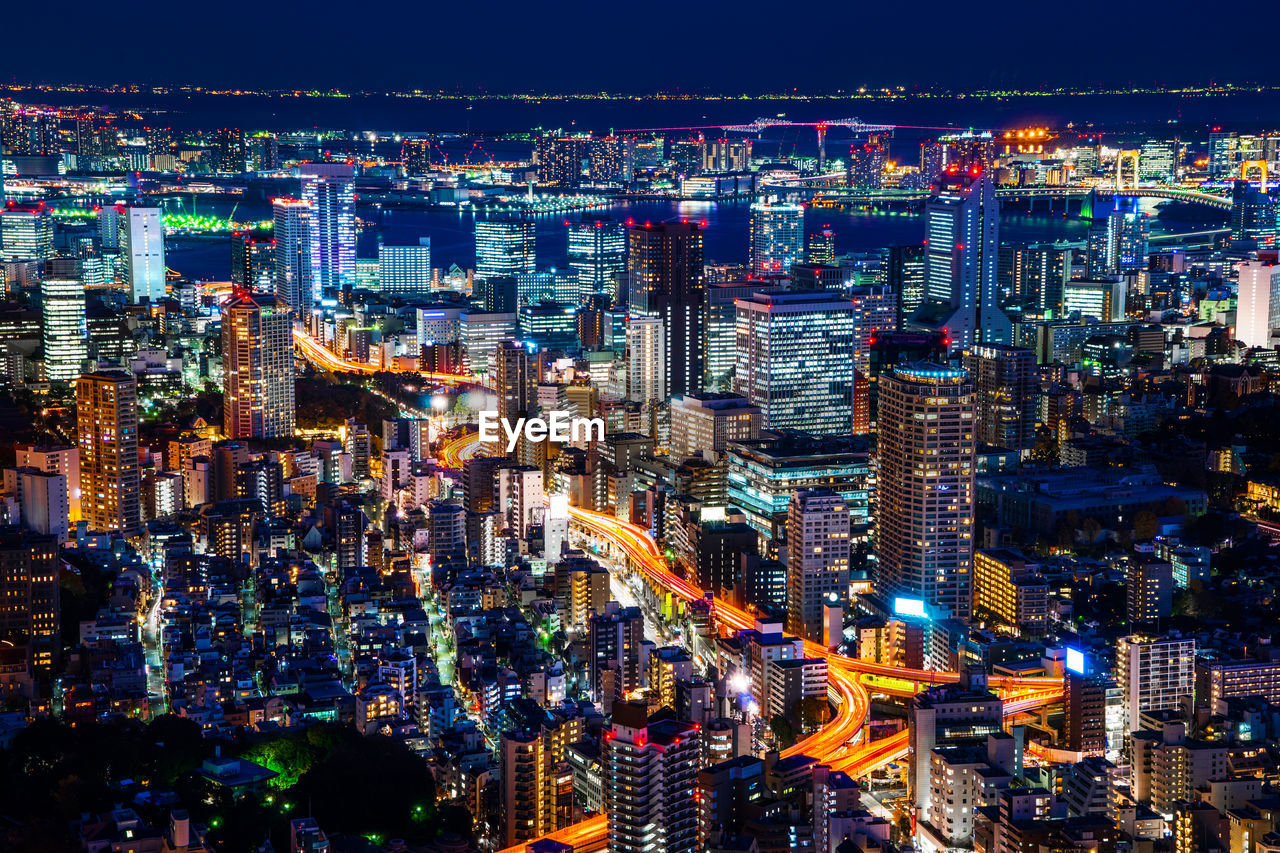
[748, 198, 804, 274]
[214, 127, 246, 173]
[587, 136, 635, 184]
[1117, 634, 1194, 735]
[849, 284, 899, 375]
[669, 393, 761, 462]
[887, 243, 926, 322]
[300, 163, 356, 301]
[628, 221, 705, 397]
[1231, 179, 1278, 242]
[703, 280, 787, 392]
[625, 316, 666, 404]
[76, 371, 142, 537]
[1064, 670, 1108, 758]
[785, 490, 851, 643]
[121, 207, 167, 302]
[907, 672, 1003, 818]
[1106, 209, 1149, 273]
[0, 528, 60, 669]
[16, 444, 81, 524]
[1003, 243, 1068, 315]
[733, 291, 855, 435]
[808, 226, 836, 265]
[604, 701, 701, 853]
[703, 138, 752, 172]
[1138, 139, 1177, 182]
[222, 290, 295, 440]
[378, 238, 432, 295]
[272, 198, 314, 314]
[866, 330, 949, 427]
[535, 136, 585, 187]
[0, 201, 54, 262]
[847, 142, 886, 190]
[1236, 258, 1280, 349]
[913, 172, 1009, 348]
[876, 364, 976, 621]
[963, 344, 1038, 451]
[40, 258, 88, 384]
[568, 218, 625, 300]
[231, 230, 276, 292]
[400, 137, 433, 176]
[494, 341, 541, 423]
[476, 218, 536, 281]
[589, 602, 645, 709]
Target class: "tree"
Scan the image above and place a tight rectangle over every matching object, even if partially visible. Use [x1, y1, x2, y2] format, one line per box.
[1134, 511, 1159, 541]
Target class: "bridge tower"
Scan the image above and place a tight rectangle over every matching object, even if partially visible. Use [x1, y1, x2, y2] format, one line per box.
[1115, 149, 1141, 191]
[1242, 159, 1269, 191]
[1080, 187, 1097, 221]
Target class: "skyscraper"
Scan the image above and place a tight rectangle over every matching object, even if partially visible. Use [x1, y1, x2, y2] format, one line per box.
[887, 243, 926, 323]
[913, 172, 1008, 348]
[1230, 179, 1278, 242]
[0, 529, 60, 669]
[849, 284, 899, 375]
[1117, 634, 1194, 735]
[808, 226, 836, 265]
[231, 230, 276, 292]
[568, 217, 625, 300]
[785, 490, 851, 643]
[272, 197, 314, 314]
[300, 162, 356, 301]
[733, 291, 855, 435]
[876, 364, 976, 621]
[121, 207, 167, 302]
[628, 221, 705, 397]
[1106, 209, 1150, 273]
[378, 238, 433, 295]
[476, 218, 536, 281]
[604, 701, 701, 853]
[76, 371, 142, 537]
[625, 316, 666, 404]
[1236, 258, 1280, 350]
[962, 344, 1038, 452]
[494, 341, 540, 423]
[0, 201, 54, 262]
[40, 258, 88, 384]
[222, 290, 296, 440]
[747, 198, 804, 273]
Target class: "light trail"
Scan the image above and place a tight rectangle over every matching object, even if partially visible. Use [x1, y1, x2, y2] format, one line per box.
[439, 432, 484, 468]
[292, 329, 477, 385]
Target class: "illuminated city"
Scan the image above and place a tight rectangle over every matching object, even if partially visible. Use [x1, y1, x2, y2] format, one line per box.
[3, 14, 1280, 853]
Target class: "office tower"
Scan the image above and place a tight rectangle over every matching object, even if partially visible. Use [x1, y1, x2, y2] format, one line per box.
[747, 198, 804, 273]
[963, 344, 1038, 451]
[1106, 209, 1149, 273]
[1065, 669, 1108, 757]
[703, 138, 751, 171]
[400, 137, 432, 176]
[0, 529, 59, 669]
[808, 226, 835, 265]
[248, 133, 280, 171]
[876, 364, 976, 621]
[500, 730, 551, 847]
[920, 141, 948, 184]
[222, 290, 295, 440]
[625, 316, 665, 403]
[494, 341, 540, 422]
[733, 291, 854, 435]
[1231, 179, 1278, 242]
[887, 244, 926, 322]
[589, 602, 644, 709]
[76, 371, 142, 537]
[1138, 139, 1176, 182]
[1117, 634, 1195, 735]
[628, 221, 705, 397]
[847, 142, 886, 190]
[849, 285, 898, 375]
[568, 217, 625, 300]
[214, 127, 246, 172]
[587, 136, 634, 184]
[40, 258, 88, 384]
[378, 238, 432, 295]
[17, 444, 80, 524]
[300, 163, 356, 300]
[785, 490, 851, 643]
[231, 230, 275, 292]
[1005, 243, 1068, 315]
[669, 394, 760, 461]
[1236, 258, 1280, 349]
[272, 198, 314, 313]
[0, 202, 54, 262]
[914, 172, 1008, 348]
[604, 701, 701, 853]
[703, 280, 787, 392]
[476, 218, 536, 280]
[1062, 279, 1126, 322]
[121, 207, 166, 302]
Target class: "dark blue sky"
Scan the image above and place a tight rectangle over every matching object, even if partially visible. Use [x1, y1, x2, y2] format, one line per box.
[3, 1, 1265, 92]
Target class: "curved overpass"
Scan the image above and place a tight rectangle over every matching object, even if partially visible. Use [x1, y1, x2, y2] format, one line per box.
[293, 329, 478, 385]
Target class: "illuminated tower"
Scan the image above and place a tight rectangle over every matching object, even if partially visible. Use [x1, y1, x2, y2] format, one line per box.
[604, 701, 701, 853]
[76, 370, 142, 537]
[121, 207, 167, 302]
[231, 230, 275, 292]
[299, 162, 356, 302]
[568, 217, 625, 300]
[222, 290, 295, 440]
[912, 172, 1008, 349]
[785, 489, 851, 643]
[272, 197, 314, 313]
[40, 257, 88, 384]
[476, 218, 536, 281]
[0, 201, 54, 262]
[628, 221, 705, 397]
[876, 364, 976, 620]
[962, 343, 1038, 452]
[748, 198, 804, 273]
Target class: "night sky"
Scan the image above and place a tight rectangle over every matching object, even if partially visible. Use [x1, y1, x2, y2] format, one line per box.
[2, 1, 1266, 92]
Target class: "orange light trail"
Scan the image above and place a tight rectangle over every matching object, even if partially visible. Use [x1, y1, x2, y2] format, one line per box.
[292, 329, 476, 385]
